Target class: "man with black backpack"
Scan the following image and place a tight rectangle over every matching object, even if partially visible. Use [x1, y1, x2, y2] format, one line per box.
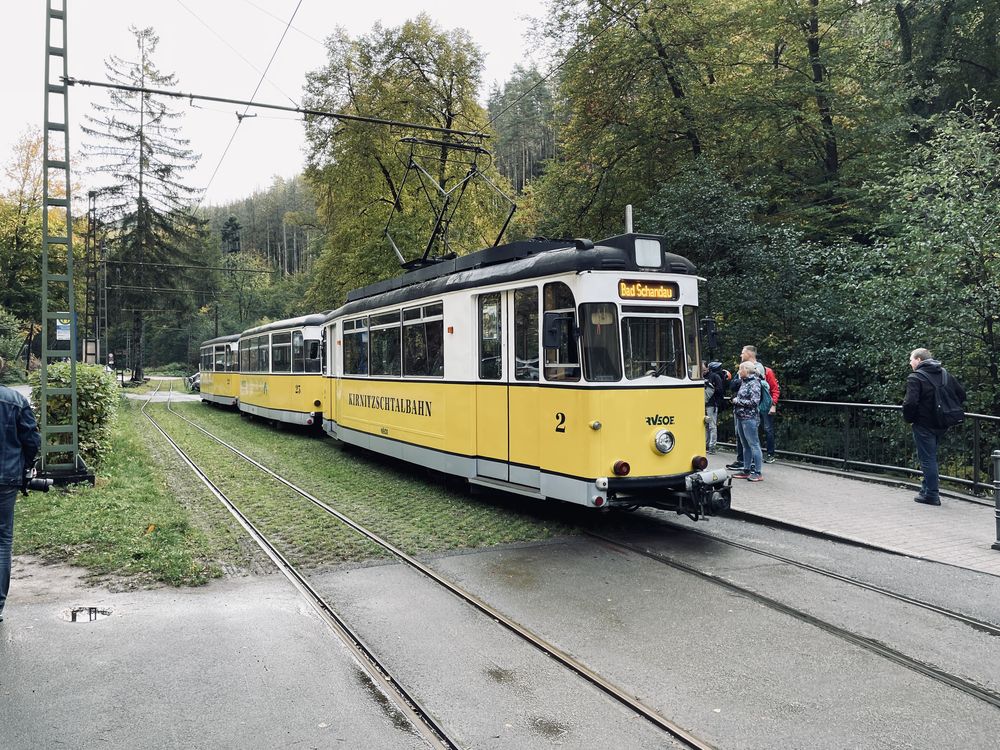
[902, 348, 966, 506]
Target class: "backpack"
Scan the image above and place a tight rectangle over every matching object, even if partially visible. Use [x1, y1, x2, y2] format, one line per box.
[915, 370, 964, 429]
[758, 378, 773, 416]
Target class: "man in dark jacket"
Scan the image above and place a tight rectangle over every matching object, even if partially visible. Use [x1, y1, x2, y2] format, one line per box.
[0, 360, 41, 621]
[902, 348, 966, 506]
[704, 361, 726, 454]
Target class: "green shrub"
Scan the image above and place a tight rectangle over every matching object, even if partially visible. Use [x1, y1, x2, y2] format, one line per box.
[0, 307, 25, 379]
[29, 362, 120, 468]
[147, 361, 195, 376]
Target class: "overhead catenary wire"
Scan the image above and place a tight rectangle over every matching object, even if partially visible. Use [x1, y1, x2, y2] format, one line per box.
[196, 0, 305, 208]
[104, 259, 275, 274]
[65, 78, 489, 141]
[174, 0, 300, 107]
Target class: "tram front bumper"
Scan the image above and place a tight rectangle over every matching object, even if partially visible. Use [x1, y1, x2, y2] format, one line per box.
[605, 468, 731, 518]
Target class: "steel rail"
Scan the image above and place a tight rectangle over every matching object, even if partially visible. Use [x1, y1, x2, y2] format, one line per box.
[163, 399, 715, 750]
[585, 531, 1000, 711]
[651, 520, 1000, 637]
[142, 387, 458, 750]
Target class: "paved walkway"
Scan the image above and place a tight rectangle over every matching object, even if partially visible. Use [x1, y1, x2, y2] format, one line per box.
[710, 451, 1000, 577]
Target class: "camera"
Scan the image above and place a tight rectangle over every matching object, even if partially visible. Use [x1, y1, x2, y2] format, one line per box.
[22, 470, 54, 495]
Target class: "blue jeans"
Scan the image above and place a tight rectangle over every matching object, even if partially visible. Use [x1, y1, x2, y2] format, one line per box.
[761, 411, 775, 456]
[912, 425, 940, 499]
[0, 486, 16, 615]
[736, 416, 763, 475]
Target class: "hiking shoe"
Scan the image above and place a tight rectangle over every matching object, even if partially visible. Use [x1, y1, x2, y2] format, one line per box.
[764, 455, 776, 464]
[747, 474, 763, 482]
[914, 494, 941, 506]
[725, 462, 742, 470]
[731, 472, 751, 479]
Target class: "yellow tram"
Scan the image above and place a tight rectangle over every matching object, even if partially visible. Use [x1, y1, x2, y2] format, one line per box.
[320, 233, 730, 517]
[237, 314, 326, 426]
[198, 334, 240, 407]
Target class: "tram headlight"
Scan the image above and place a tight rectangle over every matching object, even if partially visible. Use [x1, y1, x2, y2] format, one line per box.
[653, 429, 675, 455]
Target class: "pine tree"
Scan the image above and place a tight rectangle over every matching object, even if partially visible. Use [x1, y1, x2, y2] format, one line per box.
[82, 26, 206, 381]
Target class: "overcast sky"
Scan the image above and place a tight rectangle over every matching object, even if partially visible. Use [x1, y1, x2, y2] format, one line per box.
[1, 0, 546, 205]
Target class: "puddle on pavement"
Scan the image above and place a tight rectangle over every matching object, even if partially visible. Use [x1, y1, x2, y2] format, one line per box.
[529, 715, 569, 740]
[61, 607, 112, 623]
[353, 665, 413, 733]
[486, 665, 517, 685]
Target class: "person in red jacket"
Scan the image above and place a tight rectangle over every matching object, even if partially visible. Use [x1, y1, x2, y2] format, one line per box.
[725, 345, 781, 470]
[744, 346, 780, 463]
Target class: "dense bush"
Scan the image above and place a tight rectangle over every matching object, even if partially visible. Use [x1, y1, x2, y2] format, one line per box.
[0, 307, 25, 380]
[29, 362, 120, 468]
[147, 361, 194, 376]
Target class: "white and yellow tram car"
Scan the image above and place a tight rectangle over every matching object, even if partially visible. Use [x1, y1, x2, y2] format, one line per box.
[322, 233, 730, 517]
[199, 334, 240, 407]
[238, 314, 326, 427]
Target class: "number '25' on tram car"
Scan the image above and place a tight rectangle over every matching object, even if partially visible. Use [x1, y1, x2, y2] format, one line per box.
[198, 334, 240, 406]
[237, 314, 327, 426]
[320, 232, 730, 518]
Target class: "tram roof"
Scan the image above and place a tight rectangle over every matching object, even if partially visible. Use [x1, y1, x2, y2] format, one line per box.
[326, 233, 696, 319]
[239, 313, 329, 339]
[200, 333, 240, 347]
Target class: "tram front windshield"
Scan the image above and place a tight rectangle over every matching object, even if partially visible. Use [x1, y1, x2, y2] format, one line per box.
[622, 316, 686, 380]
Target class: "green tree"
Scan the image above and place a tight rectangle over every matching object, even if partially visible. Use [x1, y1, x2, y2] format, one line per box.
[0, 128, 45, 323]
[866, 96, 1000, 412]
[487, 66, 557, 192]
[82, 27, 207, 381]
[303, 15, 511, 308]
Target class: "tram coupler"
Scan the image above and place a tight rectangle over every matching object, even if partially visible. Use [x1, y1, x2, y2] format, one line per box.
[683, 468, 732, 520]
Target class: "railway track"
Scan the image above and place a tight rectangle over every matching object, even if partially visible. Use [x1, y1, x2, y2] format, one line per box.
[140, 386, 459, 750]
[584, 529, 1000, 711]
[147, 387, 715, 750]
[644, 519, 1000, 637]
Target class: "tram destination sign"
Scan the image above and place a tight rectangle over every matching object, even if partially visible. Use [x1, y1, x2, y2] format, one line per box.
[617, 280, 679, 301]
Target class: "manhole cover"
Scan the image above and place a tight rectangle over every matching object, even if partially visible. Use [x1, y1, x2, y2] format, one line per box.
[61, 607, 112, 623]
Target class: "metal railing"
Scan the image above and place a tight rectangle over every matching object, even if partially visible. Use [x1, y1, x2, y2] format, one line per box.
[718, 399, 1000, 498]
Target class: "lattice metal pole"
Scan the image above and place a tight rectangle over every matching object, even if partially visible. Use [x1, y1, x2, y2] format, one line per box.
[40, 0, 86, 479]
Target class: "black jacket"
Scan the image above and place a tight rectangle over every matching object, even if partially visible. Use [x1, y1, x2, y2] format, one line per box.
[705, 370, 725, 409]
[902, 359, 966, 431]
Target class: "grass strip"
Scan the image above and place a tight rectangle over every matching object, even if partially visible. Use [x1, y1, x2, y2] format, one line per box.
[14, 399, 250, 586]
[162, 401, 579, 557]
[150, 404, 387, 568]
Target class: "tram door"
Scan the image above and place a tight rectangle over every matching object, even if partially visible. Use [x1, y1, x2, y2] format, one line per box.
[476, 292, 508, 481]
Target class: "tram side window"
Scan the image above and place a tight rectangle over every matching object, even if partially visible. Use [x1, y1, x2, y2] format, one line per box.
[343, 318, 369, 375]
[622, 316, 684, 380]
[214, 346, 225, 372]
[305, 340, 322, 373]
[403, 303, 444, 377]
[683, 305, 701, 380]
[542, 282, 580, 382]
[256, 335, 270, 373]
[514, 287, 538, 382]
[292, 331, 305, 373]
[581, 303, 622, 382]
[479, 293, 502, 380]
[239, 341, 249, 373]
[272, 331, 292, 373]
[370, 311, 401, 376]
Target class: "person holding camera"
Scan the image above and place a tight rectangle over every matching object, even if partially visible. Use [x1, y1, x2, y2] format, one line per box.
[0, 357, 41, 622]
